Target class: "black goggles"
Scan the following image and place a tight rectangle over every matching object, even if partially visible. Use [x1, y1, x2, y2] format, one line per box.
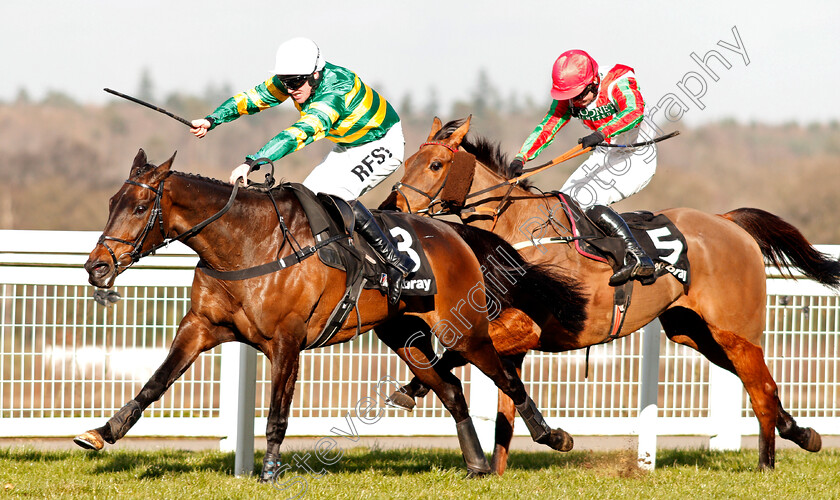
[280, 74, 310, 91]
[573, 83, 599, 102]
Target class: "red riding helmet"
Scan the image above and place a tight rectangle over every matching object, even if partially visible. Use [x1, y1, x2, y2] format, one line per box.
[551, 49, 599, 100]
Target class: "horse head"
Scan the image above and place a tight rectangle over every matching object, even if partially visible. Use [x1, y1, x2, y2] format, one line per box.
[390, 116, 474, 214]
[85, 148, 175, 288]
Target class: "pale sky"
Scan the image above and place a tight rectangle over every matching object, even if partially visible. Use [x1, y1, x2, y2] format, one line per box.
[2, 0, 838, 126]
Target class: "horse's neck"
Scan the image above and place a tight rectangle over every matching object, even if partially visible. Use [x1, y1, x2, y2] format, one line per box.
[165, 175, 294, 269]
[463, 164, 570, 241]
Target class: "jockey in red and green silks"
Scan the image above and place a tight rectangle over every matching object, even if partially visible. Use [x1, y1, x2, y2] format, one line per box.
[510, 49, 657, 286]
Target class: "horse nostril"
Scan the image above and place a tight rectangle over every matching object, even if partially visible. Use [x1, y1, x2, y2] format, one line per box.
[86, 261, 111, 278]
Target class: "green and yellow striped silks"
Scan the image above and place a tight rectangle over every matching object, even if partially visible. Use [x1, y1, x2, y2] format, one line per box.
[205, 62, 399, 162]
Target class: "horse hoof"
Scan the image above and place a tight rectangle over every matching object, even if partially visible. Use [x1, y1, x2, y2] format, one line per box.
[758, 462, 775, 472]
[803, 428, 822, 452]
[385, 391, 415, 411]
[465, 468, 490, 479]
[73, 430, 104, 451]
[544, 429, 574, 452]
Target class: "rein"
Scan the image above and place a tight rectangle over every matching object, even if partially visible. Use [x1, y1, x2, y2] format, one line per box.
[97, 177, 242, 273]
[400, 131, 679, 222]
[96, 158, 328, 279]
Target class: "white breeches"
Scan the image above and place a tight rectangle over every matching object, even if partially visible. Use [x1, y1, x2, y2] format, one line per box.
[560, 118, 658, 209]
[303, 122, 405, 201]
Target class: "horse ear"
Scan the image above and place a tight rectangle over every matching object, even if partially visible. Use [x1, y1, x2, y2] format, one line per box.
[149, 151, 177, 183]
[448, 115, 472, 147]
[427, 117, 443, 141]
[129, 148, 148, 178]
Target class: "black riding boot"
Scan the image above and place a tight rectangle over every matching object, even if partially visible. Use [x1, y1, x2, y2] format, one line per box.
[351, 201, 415, 304]
[586, 205, 656, 286]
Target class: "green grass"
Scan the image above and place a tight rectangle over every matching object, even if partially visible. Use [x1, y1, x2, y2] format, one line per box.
[1, 446, 839, 499]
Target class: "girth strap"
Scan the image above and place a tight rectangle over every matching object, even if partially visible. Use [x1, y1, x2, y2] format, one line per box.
[584, 281, 634, 378]
[305, 275, 368, 350]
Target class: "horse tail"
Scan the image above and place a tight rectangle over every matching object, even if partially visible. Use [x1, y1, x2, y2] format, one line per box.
[721, 208, 840, 289]
[446, 222, 588, 333]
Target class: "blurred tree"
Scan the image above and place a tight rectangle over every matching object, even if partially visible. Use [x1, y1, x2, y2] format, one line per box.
[470, 68, 501, 118]
[424, 86, 440, 118]
[202, 83, 233, 107]
[41, 91, 78, 107]
[398, 92, 415, 119]
[507, 90, 521, 115]
[137, 68, 155, 102]
[15, 88, 31, 105]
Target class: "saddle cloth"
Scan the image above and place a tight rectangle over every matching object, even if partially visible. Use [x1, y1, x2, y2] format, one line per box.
[287, 183, 437, 296]
[556, 192, 691, 286]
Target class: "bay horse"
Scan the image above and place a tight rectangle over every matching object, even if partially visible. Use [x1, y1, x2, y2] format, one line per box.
[386, 117, 840, 473]
[74, 149, 579, 480]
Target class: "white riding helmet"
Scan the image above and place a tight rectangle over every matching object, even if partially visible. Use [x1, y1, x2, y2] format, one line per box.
[273, 37, 325, 75]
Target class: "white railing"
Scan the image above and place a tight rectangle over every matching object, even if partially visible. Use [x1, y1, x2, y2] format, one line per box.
[2, 231, 838, 470]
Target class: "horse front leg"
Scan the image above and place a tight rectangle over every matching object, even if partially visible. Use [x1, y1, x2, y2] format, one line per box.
[74, 311, 225, 449]
[456, 335, 573, 454]
[259, 337, 301, 483]
[490, 353, 525, 475]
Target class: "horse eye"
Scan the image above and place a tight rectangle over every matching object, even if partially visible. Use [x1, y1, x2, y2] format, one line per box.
[134, 205, 148, 215]
[430, 161, 443, 172]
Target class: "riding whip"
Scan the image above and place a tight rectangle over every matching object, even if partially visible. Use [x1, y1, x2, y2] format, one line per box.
[103, 88, 193, 127]
[593, 130, 680, 148]
[520, 130, 681, 175]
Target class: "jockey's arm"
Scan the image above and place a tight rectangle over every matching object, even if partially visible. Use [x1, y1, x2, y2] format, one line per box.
[598, 76, 645, 140]
[515, 100, 572, 163]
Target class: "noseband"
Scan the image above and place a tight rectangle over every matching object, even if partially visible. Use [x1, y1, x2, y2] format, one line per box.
[391, 141, 457, 215]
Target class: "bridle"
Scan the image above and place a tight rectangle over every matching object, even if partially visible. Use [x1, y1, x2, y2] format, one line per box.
[96, 176, 242, 275]
[390, 141, 457, 216]
[94, 158, 338, 283]
[96, 179, 168, 272]
[391, 141, 516, 225]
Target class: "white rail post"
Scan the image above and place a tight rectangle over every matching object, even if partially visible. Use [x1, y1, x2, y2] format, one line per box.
[219, 342, 258, 476]
[637, 319, 661, 470]
[709, 363, 743, 450]
[469, 365, 499, 453]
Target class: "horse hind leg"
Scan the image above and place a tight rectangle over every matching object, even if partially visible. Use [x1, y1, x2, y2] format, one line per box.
[777, 405, 822, 452]
[376, 317, 490, 476]
[660, 308, 780, 469]
[385, 350, 466, 411]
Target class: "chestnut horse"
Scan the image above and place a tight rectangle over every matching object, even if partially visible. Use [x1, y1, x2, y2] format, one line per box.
[74, 149, 579, 480]
[387, 117, 840, 473]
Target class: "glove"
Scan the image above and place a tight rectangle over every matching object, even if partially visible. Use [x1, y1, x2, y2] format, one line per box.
[578, 130, 605, 149]
[509, 158, 524, 177]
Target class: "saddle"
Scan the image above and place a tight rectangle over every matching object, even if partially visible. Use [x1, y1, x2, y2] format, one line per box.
[554, 192, 691, 347]
[288, 183, 437, 295]
[287, 184, 438, 349]
[555, 192, 691, 287]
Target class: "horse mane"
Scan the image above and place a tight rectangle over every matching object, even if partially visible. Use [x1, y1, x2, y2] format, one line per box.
[432, 119, 535, 190]
[170, 171, 291, 196]
[171, 170, 230, 187]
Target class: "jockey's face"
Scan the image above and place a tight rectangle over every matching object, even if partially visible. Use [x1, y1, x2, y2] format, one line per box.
[289, 82, 312, 104]
[280, 72, 318, 104]
[571, 83, 598, 107]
